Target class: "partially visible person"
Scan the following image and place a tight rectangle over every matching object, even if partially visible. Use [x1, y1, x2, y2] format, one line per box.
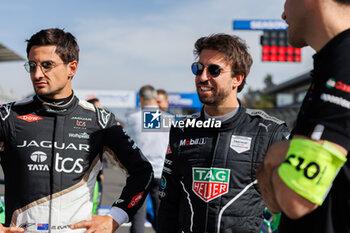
[156, 89, 169, 112]
[87, 97, 105, 214]
[126, 85, 172, 233]
[158, 33, 289, 233]
[257, 0, 350, 233]
[0, 28, 153, 233]
[87, 97, 103, 109]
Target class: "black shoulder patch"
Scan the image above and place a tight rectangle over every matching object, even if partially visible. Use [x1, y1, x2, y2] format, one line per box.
[0, 103, 12, 121]
[97, 108, 111, 129]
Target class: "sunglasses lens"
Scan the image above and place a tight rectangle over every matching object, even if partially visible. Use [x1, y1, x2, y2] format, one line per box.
[208, 64, 221, 77]
[191, 62, 204, 76]
[24, 62, 30, 73]
[24, 62, 37, 73]
[41, 62, 53, 72]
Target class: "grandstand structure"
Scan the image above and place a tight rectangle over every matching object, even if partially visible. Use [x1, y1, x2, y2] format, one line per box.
[0, 43, 23, 62]
[0, 43, 24, 104]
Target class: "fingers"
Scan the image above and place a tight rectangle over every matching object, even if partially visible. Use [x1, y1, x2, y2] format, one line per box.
[0, 223, 24, 233]
[70, 220, 92, 230]
[71, 215, 119, 232]
[4, 227, 25, 233]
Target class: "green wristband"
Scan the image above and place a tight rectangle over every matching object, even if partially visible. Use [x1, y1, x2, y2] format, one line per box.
[278, 138, 347, 205]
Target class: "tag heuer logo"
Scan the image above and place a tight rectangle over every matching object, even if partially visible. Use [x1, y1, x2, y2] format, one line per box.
[192, 167, 230, 202]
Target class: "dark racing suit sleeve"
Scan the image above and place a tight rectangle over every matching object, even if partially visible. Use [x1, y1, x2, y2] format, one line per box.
[271, 124, 290, 143]
[292, 46, 350, 151]
[158, 127, 182, 233]
[103, 113, 154, 220]
[0, 118, 3, 153]
[0, 103, 11, 154]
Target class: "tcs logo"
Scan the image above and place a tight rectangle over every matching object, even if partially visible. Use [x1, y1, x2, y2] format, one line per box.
[55, 153, 83, 173]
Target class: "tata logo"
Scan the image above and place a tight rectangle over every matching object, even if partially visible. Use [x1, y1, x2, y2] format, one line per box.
[128, 191, 144, 208]
[179, 138, 206, 147]
[192, 167, 230, 202]
[18, 114, 43, 122]
[17, 140, 89, 151]
[55, 153, 83, 173]
[28, 151, 49, 171]
[30, 151, 47, 162]
[28, 152, 83, 173]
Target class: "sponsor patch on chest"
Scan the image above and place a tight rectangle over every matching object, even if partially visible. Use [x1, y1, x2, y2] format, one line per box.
[230, 135, 252, 153]
[192, 167, 230, 202]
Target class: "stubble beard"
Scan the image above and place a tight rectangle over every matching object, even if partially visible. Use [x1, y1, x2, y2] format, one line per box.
[198, 88, 230, 107]
[287, 26, 308, 48]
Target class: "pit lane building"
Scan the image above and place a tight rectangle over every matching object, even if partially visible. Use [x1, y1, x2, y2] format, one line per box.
[263, 72, 312, 128]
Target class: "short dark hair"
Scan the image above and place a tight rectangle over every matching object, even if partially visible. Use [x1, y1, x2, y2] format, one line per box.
[157, 89, 168, 99]
[193, 33, 253, 92]
[87, 98, 99, 105]
[26, 28, 79, 63]
[334, 0, 350, 4]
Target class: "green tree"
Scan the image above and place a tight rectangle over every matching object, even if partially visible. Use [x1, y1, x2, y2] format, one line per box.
[243, 74, 276, 109]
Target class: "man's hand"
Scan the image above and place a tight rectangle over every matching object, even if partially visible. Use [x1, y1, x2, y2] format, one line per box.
[0, 224, 24, 233]
[257, 140, 290, 214]
[70, 215, 119, 233]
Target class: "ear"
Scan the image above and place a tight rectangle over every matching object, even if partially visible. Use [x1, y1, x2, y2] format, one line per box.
[67, 61, 78, 78]
[139, 97, 144, 106]
[232, 73, 244, 89]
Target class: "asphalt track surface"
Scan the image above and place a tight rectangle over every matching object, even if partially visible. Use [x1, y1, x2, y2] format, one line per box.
[0, 166, 155, 233]
[100, 166, 155, 233]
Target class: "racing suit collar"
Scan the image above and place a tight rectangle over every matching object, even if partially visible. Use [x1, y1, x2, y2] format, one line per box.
[199, 99, 246, 132]
[34, 93, 79, 115]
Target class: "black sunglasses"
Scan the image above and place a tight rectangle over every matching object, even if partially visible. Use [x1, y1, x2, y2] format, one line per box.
[191, 62, 223, 78]
[24, 61, 66, 73]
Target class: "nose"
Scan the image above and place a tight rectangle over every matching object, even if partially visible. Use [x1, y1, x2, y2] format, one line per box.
[281, 11, 286, 21]
[32, 64, 45, 80]
[197, 68, 210, 82]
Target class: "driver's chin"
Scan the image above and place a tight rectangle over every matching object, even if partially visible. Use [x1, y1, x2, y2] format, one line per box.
[199, 95, 217, 106]
[35, 87, 51, 97]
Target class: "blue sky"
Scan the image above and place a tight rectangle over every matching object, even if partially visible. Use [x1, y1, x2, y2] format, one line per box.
[0, 0, 315, 97]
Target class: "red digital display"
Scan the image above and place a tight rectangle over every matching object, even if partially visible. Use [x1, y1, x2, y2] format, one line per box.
[260, 30, 302, 62]
[262, 45, 301, 62]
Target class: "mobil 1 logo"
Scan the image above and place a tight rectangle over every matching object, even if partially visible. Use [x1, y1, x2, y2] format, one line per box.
[192, 167, 230, 202]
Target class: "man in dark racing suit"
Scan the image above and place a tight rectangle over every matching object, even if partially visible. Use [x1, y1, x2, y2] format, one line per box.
[257, 1, 350, 233]
[158, 34, 289, 233]
[0, 28, 153, 233]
